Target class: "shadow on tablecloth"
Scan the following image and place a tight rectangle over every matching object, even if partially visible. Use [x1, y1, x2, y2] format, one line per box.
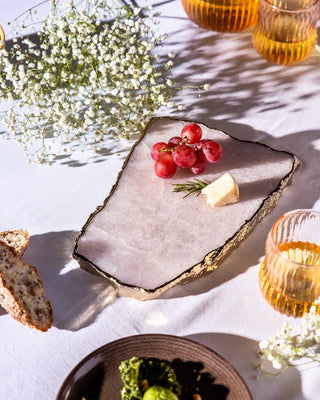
[20, 230, 117, 331]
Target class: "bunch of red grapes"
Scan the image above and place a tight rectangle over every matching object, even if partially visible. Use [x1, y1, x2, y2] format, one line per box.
[151, 123, 223, 179]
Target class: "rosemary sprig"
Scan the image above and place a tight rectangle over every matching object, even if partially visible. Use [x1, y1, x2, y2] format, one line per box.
[172, 178, 208, 198]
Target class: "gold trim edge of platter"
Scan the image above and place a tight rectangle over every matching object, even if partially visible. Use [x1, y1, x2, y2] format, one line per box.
[73, 117, 300, 301]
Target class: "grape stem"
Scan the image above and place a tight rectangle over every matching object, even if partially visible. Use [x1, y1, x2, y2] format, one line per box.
[159, 147, 174, 153]
[159, 137, 188, 153]
[172, 179, 208, 198]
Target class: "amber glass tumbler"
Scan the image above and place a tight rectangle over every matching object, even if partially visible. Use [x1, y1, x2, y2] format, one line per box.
[0, 25, 5, 49]
[252, 0, 320, 65]
[259, 210, 320, 317]
[182, 0, 259, 32]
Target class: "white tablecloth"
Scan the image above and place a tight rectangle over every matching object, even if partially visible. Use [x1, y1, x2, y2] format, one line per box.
[0, 1, 319, 399]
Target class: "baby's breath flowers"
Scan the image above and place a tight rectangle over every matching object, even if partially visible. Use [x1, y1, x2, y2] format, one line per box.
[0, 0, 209, 164]
[257, 298, 320, 376]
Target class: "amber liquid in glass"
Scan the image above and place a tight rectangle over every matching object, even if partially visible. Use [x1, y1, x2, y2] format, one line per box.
[182, 0, 259, 32]
[260, 241, 320, 317]
[252, 29, 318, 65]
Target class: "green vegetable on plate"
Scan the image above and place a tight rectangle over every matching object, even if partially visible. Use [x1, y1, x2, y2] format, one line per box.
[119, 357, 181, 400]
[142, 385, 179, 400]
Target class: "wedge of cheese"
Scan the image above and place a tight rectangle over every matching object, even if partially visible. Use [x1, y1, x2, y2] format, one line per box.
[201, 173, 239, 207]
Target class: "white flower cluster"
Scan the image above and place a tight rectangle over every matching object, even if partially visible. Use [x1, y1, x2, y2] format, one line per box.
[0, 0, 190, 164]
[258, 299, 320, 375]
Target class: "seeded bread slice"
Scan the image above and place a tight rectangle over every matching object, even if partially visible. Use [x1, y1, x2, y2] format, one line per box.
[0, 242, 53, 332]
[0, 229, 30, 257]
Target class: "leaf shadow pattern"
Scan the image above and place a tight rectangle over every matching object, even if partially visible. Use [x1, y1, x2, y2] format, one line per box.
[20, 230, 117, 331]
[186, 332, 307, 400]
[155, 4, 320, 127]
[171, 358, 229, 400]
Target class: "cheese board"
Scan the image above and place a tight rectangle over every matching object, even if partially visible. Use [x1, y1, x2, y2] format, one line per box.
[73, 117, 299, 300]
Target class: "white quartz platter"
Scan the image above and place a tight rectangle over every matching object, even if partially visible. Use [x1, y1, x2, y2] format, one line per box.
[73, 117, 299, 300]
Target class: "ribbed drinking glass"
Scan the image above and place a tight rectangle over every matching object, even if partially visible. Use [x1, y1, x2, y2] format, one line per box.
[252, 0, 320, 65]
[182, 0, 259, 32]
[259, 209, 320, 317]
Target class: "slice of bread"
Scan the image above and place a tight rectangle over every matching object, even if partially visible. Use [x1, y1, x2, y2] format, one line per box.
[0, 242, 53, 332]
[0, 229, 30, 257]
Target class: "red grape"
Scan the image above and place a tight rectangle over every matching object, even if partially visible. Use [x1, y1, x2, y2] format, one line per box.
[200, 141, 223, 163]
[190, 155, 207, 175]
[154, 154, 177, 178]
[172, 144, 197, 168]
[168, 136, 182, 147]
[181, 123, 202, 144]
[151, 127, 223, 179]
[151, 142, 169, 161]
[194, 139, 212, 152]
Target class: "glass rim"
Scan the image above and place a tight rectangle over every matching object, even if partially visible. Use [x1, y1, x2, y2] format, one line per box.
[263, 0, 320, 12]
[268, 208, 320, 268]
[202, 0, 258, 4]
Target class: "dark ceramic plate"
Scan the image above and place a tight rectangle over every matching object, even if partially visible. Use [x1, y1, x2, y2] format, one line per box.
[56, 334, 252, 400]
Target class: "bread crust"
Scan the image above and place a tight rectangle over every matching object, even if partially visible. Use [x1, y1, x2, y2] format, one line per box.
[0, 241, 53, 332]
[0, 229, 30, 257]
